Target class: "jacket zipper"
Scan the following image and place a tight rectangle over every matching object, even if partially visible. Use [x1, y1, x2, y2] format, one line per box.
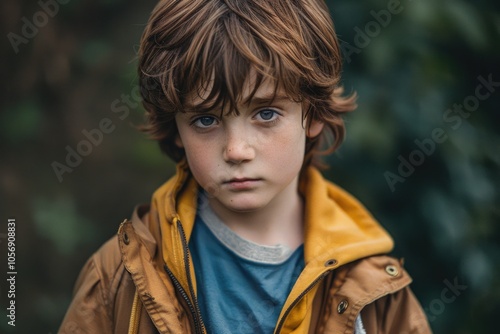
[163, 220, 206, 334]
[163, 264, 201, 333]
[127, 290, 142, 334]
[274, 270, 331, 334]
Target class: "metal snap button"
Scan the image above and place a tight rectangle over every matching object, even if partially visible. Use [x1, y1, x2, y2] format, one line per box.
[385, 264, 399, 277]
[337, 300, 349, 314]
[325, 259, 337, 267]
[123, 232, 130, 245]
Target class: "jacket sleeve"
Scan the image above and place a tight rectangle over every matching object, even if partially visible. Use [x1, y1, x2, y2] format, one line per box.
[58, 255, 114, 334]
[360, 285, 432, 334]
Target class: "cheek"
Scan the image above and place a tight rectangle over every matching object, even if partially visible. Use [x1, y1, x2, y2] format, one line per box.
[184, 143, 212, 173]
[183, 139, 226, 187]
[264, 126, 306, 169]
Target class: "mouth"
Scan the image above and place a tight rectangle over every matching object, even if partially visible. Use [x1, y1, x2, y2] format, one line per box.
[225, 177, 260, 183]
[223, 177, 262, 189]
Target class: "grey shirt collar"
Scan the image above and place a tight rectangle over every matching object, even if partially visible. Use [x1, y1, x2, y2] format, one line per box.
[198, 191, 297, 264]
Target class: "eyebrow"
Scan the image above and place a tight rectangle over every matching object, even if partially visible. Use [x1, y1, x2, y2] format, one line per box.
[248, 94, 292, 106]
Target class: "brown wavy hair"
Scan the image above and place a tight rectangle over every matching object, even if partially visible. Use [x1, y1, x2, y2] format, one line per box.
[138, 0, 356, 167]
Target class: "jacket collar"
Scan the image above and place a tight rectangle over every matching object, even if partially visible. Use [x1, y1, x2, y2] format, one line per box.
[301, 167, 394, 267]
[150, 162, 394, 260]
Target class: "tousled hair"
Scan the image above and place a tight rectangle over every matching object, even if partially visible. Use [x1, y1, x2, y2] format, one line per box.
[138, 0, 356, 167]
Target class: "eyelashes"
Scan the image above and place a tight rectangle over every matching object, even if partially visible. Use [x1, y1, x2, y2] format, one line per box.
[190, 116, 218, 128]
[189, 109, 282, 130]
[255, 109, 280, 122]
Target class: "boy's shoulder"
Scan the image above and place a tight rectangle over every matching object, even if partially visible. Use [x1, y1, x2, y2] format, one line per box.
[336, 255, 412, 297]
[320, 255, 429, 333]
[60, 206, 158, 334]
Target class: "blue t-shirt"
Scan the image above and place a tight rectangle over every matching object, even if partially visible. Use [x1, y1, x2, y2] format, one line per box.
[189, 194, 305, 334]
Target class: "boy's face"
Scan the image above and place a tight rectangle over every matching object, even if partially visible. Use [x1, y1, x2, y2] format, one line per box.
[175, 78, 323, 214]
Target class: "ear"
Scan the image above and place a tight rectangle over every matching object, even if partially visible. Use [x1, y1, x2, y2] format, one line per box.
[174, 133, 184, 148]
[307, 119, 324, 138]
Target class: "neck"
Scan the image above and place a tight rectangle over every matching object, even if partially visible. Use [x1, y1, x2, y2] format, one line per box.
[207, 178, 304, 249]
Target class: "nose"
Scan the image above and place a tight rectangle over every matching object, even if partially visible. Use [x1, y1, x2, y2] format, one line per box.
[223, 126, 255, 164]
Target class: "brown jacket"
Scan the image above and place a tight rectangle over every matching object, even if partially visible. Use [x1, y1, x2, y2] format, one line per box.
[60, 163, 431, 334]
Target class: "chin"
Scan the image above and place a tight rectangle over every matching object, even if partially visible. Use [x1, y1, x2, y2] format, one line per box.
[227, 202, 263, 213]
[222, 196, 266, 213]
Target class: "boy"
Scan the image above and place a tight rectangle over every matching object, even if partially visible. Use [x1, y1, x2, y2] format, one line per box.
[60, 0, 431, 333]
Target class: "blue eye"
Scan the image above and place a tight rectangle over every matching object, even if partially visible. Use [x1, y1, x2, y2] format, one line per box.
[193, 116, 216, 128]
[258, 109, 277, 121]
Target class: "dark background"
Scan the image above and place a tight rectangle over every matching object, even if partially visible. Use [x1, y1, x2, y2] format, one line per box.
[1, 0, 499, 333]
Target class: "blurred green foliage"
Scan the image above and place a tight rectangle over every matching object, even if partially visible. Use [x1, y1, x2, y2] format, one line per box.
[1, 0, 498, 333]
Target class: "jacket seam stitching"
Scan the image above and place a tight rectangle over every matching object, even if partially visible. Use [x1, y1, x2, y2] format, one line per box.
[120, 223, 172, 334]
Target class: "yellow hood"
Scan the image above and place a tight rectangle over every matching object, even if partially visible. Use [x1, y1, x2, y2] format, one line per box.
[149, 161, 393, 333]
